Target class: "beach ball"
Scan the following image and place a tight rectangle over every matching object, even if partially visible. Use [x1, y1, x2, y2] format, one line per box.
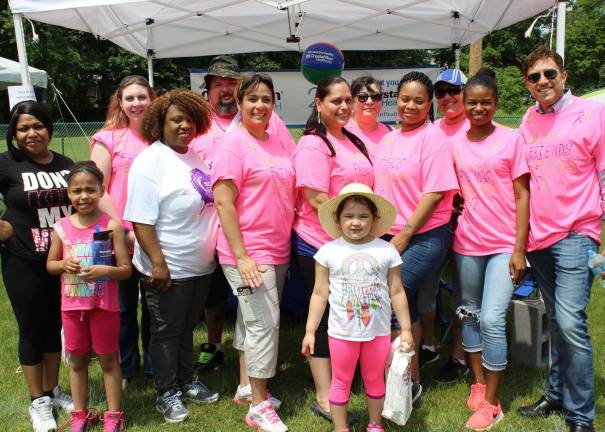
[301, 42, 345, 85]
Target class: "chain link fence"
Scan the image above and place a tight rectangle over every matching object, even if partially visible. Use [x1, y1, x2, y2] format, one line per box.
[0, 117, 523, 162]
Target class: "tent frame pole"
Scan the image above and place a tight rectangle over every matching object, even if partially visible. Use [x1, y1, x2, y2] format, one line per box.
[147, 52, 154, 88]
[12, 13, 31, 86]
[556, 1, 566, 62]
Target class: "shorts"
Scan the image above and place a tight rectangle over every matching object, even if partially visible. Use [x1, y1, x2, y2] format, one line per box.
[62, 309, 120, 356]
[222, 263, 288, 379]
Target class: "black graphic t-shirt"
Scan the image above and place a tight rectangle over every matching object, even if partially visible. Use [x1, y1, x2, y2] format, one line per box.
[0, 151, 73, 260]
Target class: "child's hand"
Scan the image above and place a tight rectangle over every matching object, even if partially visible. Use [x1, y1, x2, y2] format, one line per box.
[63, 257, 81, 274]
[301, 332, 315, 358]
[78, 265, 107, 281]
[398, 330, 415, 353]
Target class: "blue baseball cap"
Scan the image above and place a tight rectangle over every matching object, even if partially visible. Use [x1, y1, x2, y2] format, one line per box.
[435, 69, 468, 86]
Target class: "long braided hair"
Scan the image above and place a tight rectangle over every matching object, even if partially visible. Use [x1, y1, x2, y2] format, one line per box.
[397, 71, 435, 124]
[303, 76, 371, 163]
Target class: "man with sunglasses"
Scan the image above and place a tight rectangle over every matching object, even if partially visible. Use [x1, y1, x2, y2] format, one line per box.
[419, 68, 472, 384]
[517, 47, 605, 432]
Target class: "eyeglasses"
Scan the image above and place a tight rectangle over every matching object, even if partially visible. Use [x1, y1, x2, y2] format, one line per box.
[526, 69, 558, 83]
[435, 86, 462, 99]
[356, 92, 382, 103]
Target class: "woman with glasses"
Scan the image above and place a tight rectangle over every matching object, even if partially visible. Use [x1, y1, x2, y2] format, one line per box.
[347, 76, 391, 160]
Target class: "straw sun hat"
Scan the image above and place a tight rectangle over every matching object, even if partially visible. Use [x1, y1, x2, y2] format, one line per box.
[318, 183, 397, 239]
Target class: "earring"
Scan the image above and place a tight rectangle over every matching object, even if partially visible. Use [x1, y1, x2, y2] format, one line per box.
[317, 110, 321, 125]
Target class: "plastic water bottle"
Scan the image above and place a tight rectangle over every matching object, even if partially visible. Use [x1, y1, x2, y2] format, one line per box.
[92, 225, 112, 282]
[587, 250, 605, 288]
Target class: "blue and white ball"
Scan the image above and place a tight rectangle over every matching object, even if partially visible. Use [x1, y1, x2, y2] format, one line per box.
[301, 42, 345, 85]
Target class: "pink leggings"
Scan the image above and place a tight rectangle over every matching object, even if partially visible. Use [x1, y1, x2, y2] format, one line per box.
[328, 335, 391, 405]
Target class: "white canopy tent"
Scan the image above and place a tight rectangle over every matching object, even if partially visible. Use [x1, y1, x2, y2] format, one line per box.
[8, 0, 560, 86]
[0, 56, 47, 89]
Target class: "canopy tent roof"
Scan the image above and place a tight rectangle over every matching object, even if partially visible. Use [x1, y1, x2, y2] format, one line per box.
[9, 0, 556, 59]
[0, 56, 47, 89]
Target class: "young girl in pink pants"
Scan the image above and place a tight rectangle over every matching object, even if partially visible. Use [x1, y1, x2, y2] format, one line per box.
[302, 183, 414, 432]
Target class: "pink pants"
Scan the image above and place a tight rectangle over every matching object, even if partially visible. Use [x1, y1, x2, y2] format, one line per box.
[328, 335, 391, 405]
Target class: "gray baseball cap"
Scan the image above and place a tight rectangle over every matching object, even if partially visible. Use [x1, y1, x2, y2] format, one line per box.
[203, 55, 240, 89]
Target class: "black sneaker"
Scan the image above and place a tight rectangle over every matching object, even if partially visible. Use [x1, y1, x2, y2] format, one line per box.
[419, 347, 440, 368]
[412, 382, 422, 404]
[195, 343, 224, 371]
[435, 357, 469, 384]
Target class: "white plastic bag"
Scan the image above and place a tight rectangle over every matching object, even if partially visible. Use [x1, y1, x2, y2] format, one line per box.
[382, 336, 414, 426]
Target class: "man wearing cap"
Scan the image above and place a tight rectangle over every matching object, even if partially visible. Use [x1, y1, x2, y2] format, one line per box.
[422, 69, 470, 384]
[190, 56, 293, 392]
[516, 47, 605, 432]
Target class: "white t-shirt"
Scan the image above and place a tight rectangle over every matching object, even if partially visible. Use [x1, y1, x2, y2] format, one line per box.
[124, 141, 218, 279]
[314, 237, 402, 341]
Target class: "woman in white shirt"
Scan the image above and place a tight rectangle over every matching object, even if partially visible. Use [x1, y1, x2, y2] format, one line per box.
[124, 89, 219, 424]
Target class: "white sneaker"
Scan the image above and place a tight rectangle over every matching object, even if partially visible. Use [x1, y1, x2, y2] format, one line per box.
[233, 384, 282, 410]
[51, 385, 74, 412]
[245, 400, 288, 432]
[29, 396, 57, 432]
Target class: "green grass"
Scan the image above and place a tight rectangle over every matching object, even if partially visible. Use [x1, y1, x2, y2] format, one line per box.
[0, 276, 604, 431]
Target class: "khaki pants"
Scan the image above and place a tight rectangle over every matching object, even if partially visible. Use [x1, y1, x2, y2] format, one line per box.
[222, 264, 288, 379]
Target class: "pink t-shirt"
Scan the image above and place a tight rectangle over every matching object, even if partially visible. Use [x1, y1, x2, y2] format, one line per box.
[91, 128, 147, 228]
[452, 126, 529, 255]
[191, 111, 294, 169]
[54, 213, 119, 312]
[345, 120, 391, 161]
[211, 127, 296, 265]
[520, 96, 605, 250]
[293, 133, 375, 249]
[374, 124, 459, 235]
[435, 117, 470, 141]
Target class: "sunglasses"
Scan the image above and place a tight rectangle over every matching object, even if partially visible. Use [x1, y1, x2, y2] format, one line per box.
[435, 86, 463, 99]
[526, 69, 558, 83]
[356, 92, 382, 103]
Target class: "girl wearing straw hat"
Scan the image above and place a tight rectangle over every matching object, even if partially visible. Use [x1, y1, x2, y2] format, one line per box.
[302, 183, 413, 432]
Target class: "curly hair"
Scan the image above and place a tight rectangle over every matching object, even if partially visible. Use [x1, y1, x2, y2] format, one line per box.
[522, 47, 564, 77]
[141, 89, 212, 144]
[103, 75, 156, 130]
[397, 71, 435, 123]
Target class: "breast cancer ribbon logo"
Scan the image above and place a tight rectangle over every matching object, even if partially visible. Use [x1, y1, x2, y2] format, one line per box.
[190, 168, 214, 204]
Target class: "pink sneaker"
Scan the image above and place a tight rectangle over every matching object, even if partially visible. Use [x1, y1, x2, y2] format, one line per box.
[245, 400, 288, 432]
[467, 382, 487, 411]
[367, 423, 384, 431]
[103, 411, 125, 432]
[233, 384, 282, 410]
[464, 400, 504, 431]
[70, 409, 101, 432]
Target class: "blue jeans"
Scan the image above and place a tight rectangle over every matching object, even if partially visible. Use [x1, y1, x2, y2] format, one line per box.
[398, 223, 452, 323]
[119, 268, 152, 379]
[527, 233, 596, 423]
[454, 253, 514, 371]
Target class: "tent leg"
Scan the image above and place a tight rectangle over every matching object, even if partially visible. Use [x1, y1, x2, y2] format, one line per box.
[556, 1, 566, 62]
[12, 13, 31, 86]
[147, 54, 154, 88]
[455, 47, 461, 70]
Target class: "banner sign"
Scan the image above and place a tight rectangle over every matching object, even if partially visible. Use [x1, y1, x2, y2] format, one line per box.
[191, 66, 440, 127]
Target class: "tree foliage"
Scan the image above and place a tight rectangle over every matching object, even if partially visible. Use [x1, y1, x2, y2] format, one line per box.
[1, 0, 604, 121]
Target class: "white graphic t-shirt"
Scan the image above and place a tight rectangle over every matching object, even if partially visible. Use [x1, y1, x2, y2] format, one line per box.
[314, 237, 402, 341]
